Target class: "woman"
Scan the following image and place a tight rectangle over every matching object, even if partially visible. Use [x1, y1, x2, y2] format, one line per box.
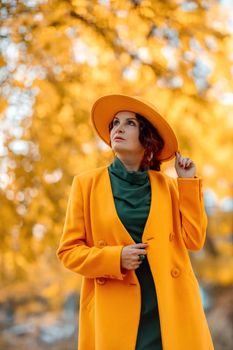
[57, 94, 214, 350]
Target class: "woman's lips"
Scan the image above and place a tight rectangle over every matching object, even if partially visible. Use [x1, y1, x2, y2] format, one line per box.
[114, 137, 125, 141]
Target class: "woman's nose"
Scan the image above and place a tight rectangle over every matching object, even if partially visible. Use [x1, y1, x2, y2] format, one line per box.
[115, 123, 125, 133]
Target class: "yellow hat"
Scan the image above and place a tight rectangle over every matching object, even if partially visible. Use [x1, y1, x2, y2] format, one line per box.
[91, 94, 178, 162]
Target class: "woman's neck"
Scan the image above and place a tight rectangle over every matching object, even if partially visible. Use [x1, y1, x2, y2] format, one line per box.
[116, 155, 142, 171]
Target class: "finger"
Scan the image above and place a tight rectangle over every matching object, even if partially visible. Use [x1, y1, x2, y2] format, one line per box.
[130, 256, 140, 262]
[139, 253, 146, 259]
[131, 243, 148, 249]
[187, 159, 193, 166]
[177, 153, 184, 162]
[128, 263, 140, 270]
[133, 259, 141, 265]
[128, 256, 143, 264]
[133, 255, 145, 262]
[179, 158, 188, 167]
[134, 261, 141, 268]
[179, 157, 193, 166]
[185, 158, 193, 166]
[181, 158, 188, 166]
[132, 249, 147, 255]
[177, 155, 184, 165]
[184, 161, 192, 168]
[182, 158, 188, 167]
[135, 263, 142, 269]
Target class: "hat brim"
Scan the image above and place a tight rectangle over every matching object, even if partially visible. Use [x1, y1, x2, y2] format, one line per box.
[91, 94, 178, 162]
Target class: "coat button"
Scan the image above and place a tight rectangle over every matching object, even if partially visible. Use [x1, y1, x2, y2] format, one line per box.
[169, 232, 175, 241]
[98, 240, 107, 248]
[171, 268, 181, 278]
[96, 277, 106, 285]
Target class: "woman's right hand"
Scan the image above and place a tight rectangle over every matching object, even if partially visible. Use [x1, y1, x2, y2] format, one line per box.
[121, 243, 148, 270]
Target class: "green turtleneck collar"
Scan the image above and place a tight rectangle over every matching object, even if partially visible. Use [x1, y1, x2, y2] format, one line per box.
[109, 157, 149, 186]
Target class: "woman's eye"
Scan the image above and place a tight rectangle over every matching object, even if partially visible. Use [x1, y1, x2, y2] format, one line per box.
[112, 119, 119, 126]
[112, 119, 136, 127]
[128, 120, 136, 126]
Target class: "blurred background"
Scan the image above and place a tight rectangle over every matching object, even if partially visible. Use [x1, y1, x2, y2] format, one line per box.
[0, 0, 232, 349]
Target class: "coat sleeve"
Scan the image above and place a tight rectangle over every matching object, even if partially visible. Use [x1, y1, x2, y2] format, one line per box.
[56, 175, 125, 280]
[170, 176, 208, 251]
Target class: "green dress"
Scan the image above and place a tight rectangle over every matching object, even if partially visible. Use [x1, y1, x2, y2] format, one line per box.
[108, 157, 163, 350]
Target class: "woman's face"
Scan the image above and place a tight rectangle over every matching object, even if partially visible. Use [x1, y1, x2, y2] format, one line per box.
[110, 111, 145, 157]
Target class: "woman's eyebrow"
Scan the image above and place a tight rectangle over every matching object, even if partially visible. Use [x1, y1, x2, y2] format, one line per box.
[126, 118, 139, 123]
[113, 117, 138, 122]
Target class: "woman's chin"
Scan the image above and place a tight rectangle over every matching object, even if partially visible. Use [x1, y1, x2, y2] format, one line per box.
[112, 144, 127, 153]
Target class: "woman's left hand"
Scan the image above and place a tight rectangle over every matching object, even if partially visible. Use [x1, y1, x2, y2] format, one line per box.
[175, 151, 196, 178]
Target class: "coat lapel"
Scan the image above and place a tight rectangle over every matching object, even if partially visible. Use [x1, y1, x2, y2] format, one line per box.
[102, 167, 165, 244]
[103, 167, 135, 244]
[142, 170, 164, 241]
[143, 170, 172, 244]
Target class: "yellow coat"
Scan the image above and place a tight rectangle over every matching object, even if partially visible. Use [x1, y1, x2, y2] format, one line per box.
[57, 166, 214, 350]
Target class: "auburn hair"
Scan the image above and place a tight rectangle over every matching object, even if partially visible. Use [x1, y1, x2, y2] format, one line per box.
[109, 113, 164, 171]
[136, 113, 164, 171]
